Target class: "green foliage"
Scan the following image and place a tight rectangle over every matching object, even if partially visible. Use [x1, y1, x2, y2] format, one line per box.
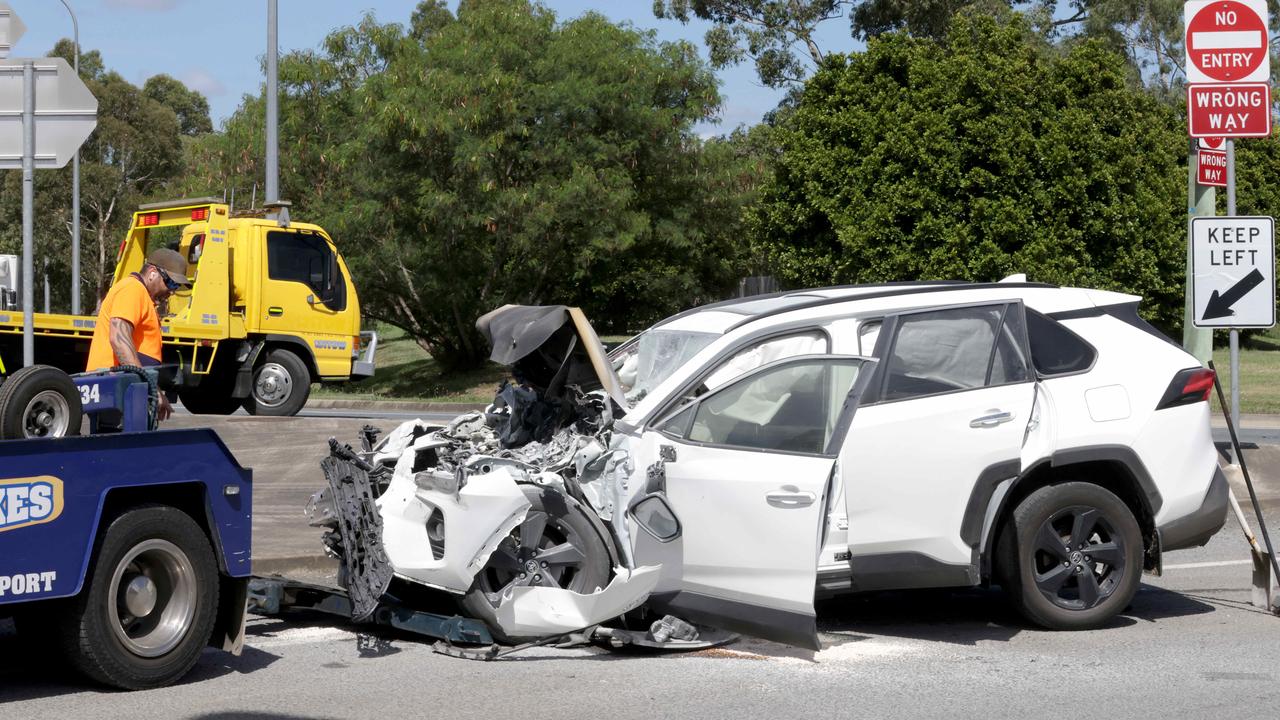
[750, 12, 1188, 331]
[185, 0, 756, 369]
[143, 75, 214, 136]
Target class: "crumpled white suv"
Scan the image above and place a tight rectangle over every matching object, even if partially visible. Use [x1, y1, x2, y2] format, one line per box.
[317, 277, 1228, 649]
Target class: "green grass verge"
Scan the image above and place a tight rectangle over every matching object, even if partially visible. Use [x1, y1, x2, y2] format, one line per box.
[1211, 327, 1280, 415]
[312, 323, 508, 404]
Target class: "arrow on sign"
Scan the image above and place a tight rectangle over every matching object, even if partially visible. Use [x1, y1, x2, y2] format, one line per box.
[1203, 268, 1266, 320]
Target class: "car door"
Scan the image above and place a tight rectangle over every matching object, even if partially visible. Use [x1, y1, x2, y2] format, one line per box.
[634, 354, 877, 649]
[842, 301, 1036, 589]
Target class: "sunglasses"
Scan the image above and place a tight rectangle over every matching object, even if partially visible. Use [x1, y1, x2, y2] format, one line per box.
[153, 265, 184, 292]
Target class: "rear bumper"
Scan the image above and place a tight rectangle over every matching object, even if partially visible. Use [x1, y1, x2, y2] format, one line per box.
[350, 330, 378, 380]
[1158, 465, 1229, 552]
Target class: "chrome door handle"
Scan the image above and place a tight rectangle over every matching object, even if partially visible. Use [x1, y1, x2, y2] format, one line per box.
[766, 489, 816, 508]
[969, 410, 1014, 428]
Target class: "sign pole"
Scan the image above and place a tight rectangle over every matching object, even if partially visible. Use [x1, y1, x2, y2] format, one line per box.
[1185, 140, 1214, 363]
[1226, 139, 1241, 431]
[20, 58, 33, 367]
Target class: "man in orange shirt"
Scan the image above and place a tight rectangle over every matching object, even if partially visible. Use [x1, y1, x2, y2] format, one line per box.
[86, 248, 192, 421]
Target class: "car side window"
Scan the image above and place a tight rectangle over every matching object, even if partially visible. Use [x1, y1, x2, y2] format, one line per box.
[1026, 310, 1095, 376]
[883, 304, 1028, 401]
[702, 330, 829, 391]
[677, 358, 864, 455]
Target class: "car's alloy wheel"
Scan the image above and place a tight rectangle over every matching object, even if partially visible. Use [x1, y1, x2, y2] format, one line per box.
[461, 485, 612, 643]
[999, 482, 1143, 630]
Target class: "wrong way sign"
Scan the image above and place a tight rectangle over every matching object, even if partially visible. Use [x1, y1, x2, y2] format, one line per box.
[1192, 216, 1276, 328]
[1185, 0, 1270, 83]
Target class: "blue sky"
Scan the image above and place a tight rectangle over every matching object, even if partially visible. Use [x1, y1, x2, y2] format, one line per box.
[7, 0, 861, 136]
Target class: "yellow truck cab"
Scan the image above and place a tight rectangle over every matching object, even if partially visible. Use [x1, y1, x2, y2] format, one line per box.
[0, 198, 376, 415]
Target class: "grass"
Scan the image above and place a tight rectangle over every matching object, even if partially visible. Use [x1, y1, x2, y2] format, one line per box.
[1211, 326, 1280, 415]
[317, 323, 1280, 415]
[311, 323, 508, 404]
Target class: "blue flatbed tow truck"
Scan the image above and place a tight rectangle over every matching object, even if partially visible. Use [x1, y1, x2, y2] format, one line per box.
[0, 364, 252, 690]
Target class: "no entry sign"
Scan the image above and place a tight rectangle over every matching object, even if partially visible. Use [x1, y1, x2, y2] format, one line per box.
[1185, 0, 1270, 83]
[1187, 82, 1271, 137]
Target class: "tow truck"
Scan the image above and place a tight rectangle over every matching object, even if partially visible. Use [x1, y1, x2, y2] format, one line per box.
[0, 363, 252, 689]
[0, 198, 377, 417]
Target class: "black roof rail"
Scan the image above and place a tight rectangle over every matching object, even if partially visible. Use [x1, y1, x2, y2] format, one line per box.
[653, 280, 968, 330]
[725, 281, 1058, 332]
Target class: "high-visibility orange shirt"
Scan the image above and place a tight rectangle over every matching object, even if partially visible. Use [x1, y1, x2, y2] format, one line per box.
[86, 275, 163, 371]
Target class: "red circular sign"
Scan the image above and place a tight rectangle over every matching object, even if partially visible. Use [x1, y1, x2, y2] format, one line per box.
[1186, 1, 1268, 81]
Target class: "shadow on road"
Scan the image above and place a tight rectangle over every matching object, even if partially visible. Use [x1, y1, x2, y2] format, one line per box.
[807, 582, 1216, 648]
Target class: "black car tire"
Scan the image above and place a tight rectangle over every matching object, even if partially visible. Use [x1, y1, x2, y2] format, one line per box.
[461, 484, 613, 643]
[999, 482, 1143, 630]
[57, 506, 219, 690]
[0, 364, 83, 439]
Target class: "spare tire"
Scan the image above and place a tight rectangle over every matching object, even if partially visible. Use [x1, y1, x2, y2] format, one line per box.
[461, 484, 613, 643]
[0, 364, 82, 439]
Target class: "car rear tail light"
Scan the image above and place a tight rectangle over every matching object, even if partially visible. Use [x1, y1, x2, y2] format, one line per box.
[1156, 367, 1215, 410]
[138, 212, 160, 227]
[191, 207, 209, 221]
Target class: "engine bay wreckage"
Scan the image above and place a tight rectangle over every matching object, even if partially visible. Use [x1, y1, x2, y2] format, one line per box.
[306, 305, 731, 656]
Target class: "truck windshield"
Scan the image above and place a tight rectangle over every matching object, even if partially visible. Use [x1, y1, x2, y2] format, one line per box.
[612, 328, 717, 406]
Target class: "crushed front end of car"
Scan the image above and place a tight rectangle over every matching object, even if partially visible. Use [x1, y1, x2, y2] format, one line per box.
[308, 305, 680, 645]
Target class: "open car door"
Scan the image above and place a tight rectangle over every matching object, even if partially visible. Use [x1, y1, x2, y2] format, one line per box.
[634, 354, 878, 649]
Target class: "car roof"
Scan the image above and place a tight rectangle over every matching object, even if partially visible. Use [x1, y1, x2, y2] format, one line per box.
[655, 279, 1140, 336]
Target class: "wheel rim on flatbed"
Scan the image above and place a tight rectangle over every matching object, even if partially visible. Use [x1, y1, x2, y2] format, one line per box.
[22, 389, 71, 438]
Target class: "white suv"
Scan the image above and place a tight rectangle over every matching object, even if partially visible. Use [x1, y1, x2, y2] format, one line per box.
[319, 278, 1228, 649]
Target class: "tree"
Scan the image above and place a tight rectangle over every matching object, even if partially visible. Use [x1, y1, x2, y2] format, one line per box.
[184, 0, 752, 369]
[750, 12, 1188, 331]
[144, 74, 214, 136]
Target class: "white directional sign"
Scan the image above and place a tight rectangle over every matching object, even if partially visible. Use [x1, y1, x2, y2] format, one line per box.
[0, 3, 23, 60]
[1192, 216, 1276, 328]
[0, 57, 97, 169]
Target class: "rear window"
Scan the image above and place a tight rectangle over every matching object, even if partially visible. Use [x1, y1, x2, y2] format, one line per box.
[1027, 310, 1095, 376]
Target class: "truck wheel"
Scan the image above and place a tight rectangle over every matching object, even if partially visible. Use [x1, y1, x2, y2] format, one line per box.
[58, 506, 219, 690]
[0, 364, 82, 439]
[243, 348, 310, 416]
[461, 485, 613, 643]
[178, 380, 241, 415]
[998, 482, 1143, 630]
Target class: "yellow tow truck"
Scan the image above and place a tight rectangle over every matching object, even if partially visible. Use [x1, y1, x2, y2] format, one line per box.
[0, 198, 376, 416]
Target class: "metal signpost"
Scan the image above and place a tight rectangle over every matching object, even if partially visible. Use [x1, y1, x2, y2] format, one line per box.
[1184, 0, 1276, 431]
[0, 3, 98, 367]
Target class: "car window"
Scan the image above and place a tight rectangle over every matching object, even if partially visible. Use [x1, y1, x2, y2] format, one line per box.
[683, 358, 863, 455]
[613, 328, 718, 407]
[858, 321, 881, 355]
[1026, 310, 1095, 375]
[883, 304, 1027, 401]
[703, 331, 829, 391]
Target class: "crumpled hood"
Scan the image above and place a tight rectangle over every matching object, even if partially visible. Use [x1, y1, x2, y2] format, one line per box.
[476, 304, 628, 410]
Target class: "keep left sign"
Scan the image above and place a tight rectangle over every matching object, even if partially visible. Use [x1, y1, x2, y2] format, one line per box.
[1185, 0, 1270, 84]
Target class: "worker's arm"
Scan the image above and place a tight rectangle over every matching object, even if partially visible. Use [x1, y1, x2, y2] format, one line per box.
[107, 316, 173, 421]
[108, 317, 143, 367]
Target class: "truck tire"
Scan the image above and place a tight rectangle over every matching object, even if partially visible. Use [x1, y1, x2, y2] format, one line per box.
[178, 379, 241, 415]
[243, 348, 310, 416]
[0, 364, 83, 439]
[57, 506, 219, 690]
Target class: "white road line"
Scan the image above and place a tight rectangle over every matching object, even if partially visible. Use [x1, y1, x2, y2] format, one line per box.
[1163, 559, 1254, 570]
[248, 625, 355, 649]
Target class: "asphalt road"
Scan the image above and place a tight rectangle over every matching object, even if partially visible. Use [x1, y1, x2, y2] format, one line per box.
[3, 411, 1280, 717]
